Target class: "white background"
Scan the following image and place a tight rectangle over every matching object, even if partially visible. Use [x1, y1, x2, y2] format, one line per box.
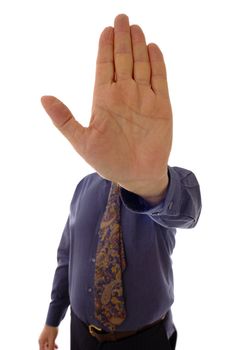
[0, 0, 232, 349]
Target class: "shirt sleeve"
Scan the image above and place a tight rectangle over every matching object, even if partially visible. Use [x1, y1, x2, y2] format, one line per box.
[45, 216, 70, 327]
[120, 166, 202, 229]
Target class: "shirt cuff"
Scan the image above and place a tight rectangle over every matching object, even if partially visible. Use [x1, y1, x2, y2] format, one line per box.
[45, 302, 69, 327]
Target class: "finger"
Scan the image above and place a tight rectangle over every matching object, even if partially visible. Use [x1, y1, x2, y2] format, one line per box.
[95, 26, 114, 86]
[148, 43, 170, 96]
[41, 96, 85, 151]
[130, 25, 150, 85]
[47, 340, 56, 350]
[114, 14, 133, 81]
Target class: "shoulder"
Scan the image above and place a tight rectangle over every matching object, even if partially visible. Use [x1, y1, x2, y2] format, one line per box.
[70, 172, 110, 207]
[76, 172, 109, 190]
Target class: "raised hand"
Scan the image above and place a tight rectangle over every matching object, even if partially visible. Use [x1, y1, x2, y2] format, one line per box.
[41, 14, 173, 202]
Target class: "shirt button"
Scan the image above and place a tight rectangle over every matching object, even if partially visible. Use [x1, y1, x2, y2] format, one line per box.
[91, 258, 96, 263]
[88, 288, 92, 293]
[168, 201, 173, 210]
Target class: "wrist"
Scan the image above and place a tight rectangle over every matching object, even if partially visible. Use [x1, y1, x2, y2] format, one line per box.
[138, 174, 168, 205]
[120, 171, 169, 206]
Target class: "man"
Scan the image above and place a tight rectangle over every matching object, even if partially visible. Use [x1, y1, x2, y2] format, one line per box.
[38, 14, 201, 350]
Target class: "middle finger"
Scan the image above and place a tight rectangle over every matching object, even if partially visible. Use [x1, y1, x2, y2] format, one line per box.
[114, 14, 133, 81]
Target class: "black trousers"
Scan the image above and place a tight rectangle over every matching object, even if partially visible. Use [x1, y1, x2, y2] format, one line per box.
[71, 310, 177, 350]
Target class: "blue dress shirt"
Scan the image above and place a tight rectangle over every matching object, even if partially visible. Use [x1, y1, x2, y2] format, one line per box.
[45, 166, 201, 338]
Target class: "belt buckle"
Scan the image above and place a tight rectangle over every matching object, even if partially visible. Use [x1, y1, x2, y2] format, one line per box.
[88, 324, 102, 335]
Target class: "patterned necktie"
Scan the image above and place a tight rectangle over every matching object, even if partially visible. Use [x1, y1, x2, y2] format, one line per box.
[94, 182, 127, 331]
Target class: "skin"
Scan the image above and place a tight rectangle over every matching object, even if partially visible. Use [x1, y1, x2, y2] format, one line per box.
[38, 325, 58, 350]
[40, 14, 173, 206]
[39, 13, 173, 349]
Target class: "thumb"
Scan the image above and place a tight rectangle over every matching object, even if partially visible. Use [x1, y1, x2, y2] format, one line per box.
[41, 95, 85, 152]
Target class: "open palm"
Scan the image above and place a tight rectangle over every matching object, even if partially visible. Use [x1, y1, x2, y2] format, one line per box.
[41, 14, 173, 199]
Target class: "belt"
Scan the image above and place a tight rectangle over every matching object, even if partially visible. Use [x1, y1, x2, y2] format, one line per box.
[88, 314, 166, 343]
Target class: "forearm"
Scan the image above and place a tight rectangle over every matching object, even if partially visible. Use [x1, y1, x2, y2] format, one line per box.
[46, 265, 70, 327]
[46, 217, 71, 327]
